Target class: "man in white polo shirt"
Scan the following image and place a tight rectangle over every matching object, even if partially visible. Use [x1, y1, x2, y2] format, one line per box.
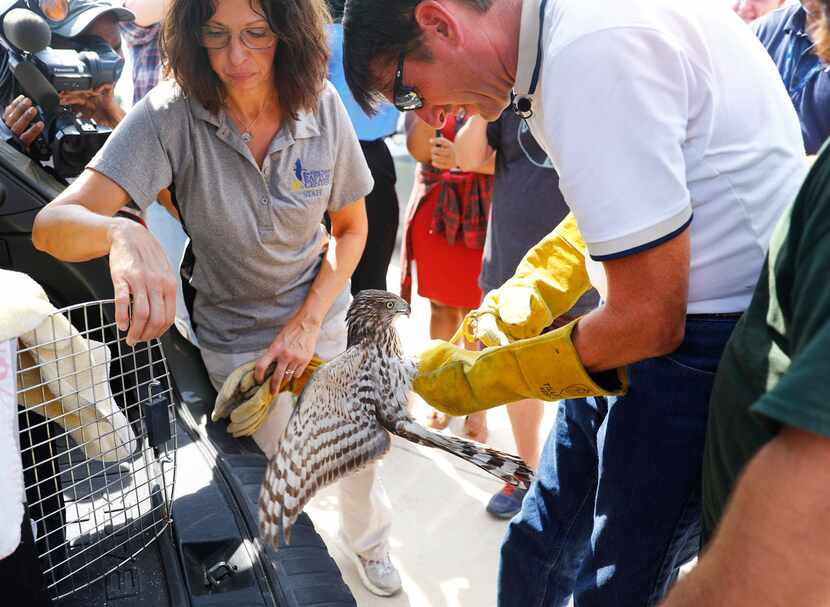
[343, 0, 806, 604]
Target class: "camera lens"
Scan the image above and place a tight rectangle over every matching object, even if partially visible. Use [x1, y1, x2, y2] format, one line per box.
[59, 134, 85, 156]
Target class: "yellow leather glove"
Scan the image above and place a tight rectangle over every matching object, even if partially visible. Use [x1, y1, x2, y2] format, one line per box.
[212, 357, 324, 437]
[414, 319, 627, 416]
[464, 213, 592, 347]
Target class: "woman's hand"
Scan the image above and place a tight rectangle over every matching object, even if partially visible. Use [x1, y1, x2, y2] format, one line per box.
[256, 316, 322, 393]
[430, 136, 457, 170]
[108, 218, 178, 346]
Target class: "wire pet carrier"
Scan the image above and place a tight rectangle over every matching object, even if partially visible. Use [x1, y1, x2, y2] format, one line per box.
[14, 300, 177, 602]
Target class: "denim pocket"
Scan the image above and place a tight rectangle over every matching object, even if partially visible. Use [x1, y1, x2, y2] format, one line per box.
[660, 318, 737, 377]
[662, 352, 718, 377]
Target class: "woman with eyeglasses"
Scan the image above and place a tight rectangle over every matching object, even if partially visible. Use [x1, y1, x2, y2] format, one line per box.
[31, 0, 401, 595]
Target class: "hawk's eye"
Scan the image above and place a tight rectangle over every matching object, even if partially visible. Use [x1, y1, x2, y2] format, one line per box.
[386, 301, 394, 309]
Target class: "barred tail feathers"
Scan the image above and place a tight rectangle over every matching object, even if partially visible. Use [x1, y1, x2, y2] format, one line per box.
[394, 420, 533, 489]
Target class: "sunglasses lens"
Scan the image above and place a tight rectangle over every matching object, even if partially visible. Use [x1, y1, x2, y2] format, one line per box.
[396, 90, 423, 111]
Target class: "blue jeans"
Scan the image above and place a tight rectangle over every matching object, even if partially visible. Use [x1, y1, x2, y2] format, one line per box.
[498, 318, 736, 607]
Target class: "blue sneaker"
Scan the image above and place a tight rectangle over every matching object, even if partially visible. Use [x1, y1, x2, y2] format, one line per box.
[486, 483, 527, 519]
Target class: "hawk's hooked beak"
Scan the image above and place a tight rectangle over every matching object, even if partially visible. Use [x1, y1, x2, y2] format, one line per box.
[398, 302, 411, 316]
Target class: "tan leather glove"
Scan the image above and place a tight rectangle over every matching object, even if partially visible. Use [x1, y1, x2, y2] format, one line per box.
[464, 213, 592, 346]
[212, 357, 324, 437]
[414, 319, 627, 416]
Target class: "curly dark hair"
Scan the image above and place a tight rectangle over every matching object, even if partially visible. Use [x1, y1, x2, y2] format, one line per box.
[342, 0, 492, 114]
[161, 0, 331, 119]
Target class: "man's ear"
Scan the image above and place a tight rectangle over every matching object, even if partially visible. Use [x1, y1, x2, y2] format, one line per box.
[413, 1, 463, 49]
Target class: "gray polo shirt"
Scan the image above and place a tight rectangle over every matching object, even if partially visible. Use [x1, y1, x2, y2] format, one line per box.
[89, 81, 373, 352]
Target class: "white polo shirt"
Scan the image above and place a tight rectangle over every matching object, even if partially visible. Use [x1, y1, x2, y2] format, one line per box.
[514, 0, 807, 313]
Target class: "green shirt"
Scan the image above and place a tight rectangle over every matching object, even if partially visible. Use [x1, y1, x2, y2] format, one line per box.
[702, 147, 830, 545]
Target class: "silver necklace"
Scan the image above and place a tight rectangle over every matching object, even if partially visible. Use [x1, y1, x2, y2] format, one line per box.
[230, 98, 266, 144]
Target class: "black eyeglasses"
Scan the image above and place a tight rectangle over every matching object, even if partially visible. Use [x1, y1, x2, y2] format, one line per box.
[393, 52, 424, 112]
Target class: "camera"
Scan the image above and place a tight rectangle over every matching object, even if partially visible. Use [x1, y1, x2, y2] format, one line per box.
[0, 1, 123, 177]
[35, 97, 113, 178]
[27, 33, 123, 176]
[32, 33, 123, 92]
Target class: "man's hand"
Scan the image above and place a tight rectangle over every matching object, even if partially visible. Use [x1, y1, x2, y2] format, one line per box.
[3, 95, 45, 149]
[469, 310, 512, 347]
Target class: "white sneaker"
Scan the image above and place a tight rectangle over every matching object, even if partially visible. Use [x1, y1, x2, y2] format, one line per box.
[341, 543, 402, 597]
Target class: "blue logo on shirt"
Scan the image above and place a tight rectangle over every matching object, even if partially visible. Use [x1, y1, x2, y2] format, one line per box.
[291, 158, 332, 199]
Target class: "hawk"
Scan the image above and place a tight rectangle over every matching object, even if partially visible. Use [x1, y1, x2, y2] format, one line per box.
[258, 290, 533, 548]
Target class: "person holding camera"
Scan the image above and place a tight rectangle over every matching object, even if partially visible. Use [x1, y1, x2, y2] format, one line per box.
[1, 0, 132, 156]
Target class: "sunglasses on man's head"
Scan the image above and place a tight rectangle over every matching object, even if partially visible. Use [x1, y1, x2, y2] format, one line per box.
[393, 52, 424, 111]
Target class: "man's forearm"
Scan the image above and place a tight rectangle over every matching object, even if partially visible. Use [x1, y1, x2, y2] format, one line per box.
[662, 427, 830, 607]
[572, 299, 685, 372]
[571, 229, 690, 372]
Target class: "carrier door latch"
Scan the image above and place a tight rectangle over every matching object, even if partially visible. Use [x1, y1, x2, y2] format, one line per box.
[143, 380, 172, 449]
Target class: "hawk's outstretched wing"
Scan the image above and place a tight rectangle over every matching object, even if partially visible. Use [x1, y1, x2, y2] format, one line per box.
[258, 347, 391, 548]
